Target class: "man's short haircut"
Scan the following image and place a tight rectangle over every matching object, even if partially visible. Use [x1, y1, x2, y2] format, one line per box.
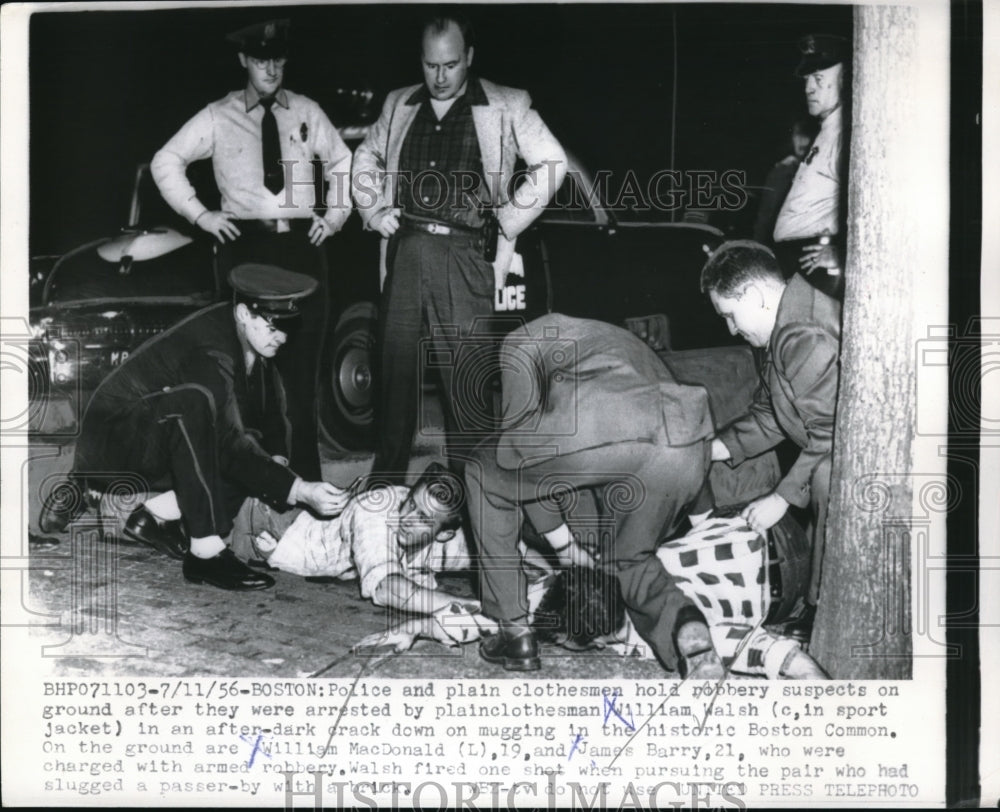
[421, 9, 475, 52]
[699, 239, 784, 297]
[410, 462, 464, 532]
[532, 566, 626, 649]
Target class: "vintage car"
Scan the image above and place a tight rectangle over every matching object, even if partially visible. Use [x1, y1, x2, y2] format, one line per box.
[28, 137, 739, 451]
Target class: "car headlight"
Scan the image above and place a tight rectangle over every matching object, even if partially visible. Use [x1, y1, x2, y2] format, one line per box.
[48, 338, 79, 384]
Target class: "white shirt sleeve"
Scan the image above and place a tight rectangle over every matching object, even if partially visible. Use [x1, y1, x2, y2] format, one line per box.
[348, 489, 407, 604]
[151, 105, 216, 225]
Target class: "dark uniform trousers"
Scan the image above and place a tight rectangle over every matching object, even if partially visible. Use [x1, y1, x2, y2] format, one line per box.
[218, 225, 328, 481]
[467, 428, 713, 672]
[372, 229, 496, 481]
[75, 387, 250, 539]
[69, 301, 297, 541]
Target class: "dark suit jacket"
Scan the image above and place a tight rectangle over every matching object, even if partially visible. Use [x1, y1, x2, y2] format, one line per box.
[718, 274, 841, 508]
[76, 303, 296, 504]
[494, 314, 714, 470]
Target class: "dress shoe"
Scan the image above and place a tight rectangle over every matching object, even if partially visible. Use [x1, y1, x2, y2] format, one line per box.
[38, 479, 91, 535]
[182, 548, 275, 591]
[123, 506, 188, 560]
[28, 532, 61, 551]
[675, 618, 725, 679]
[480, 623, 540, 671]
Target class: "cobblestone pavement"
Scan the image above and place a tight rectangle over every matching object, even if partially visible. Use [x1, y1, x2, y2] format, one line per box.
[21, 439, 671, 683]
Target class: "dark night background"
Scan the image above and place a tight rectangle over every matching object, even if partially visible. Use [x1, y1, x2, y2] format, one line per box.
[22, 4, 987, 805]
[29, 3, 850, 254]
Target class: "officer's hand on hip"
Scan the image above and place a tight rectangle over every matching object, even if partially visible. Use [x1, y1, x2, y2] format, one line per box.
[741, 492, 789, 534]
[492, 236, 515, 288]
[298, 481, 350, 517]
[371, 208, 401, 238]
[196, 210, 241, 243]
[308, 216, 334, 246]
[799, 240, 840, 273]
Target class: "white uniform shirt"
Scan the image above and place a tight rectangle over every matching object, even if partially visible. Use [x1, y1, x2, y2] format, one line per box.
[773, 106, 842, 242]
[151, 86, 352, 228]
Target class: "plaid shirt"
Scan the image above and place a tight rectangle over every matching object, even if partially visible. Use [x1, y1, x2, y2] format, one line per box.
[397, 77, 489, 229]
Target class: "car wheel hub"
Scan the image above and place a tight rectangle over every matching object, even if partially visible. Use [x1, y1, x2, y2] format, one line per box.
[337, 346, 371, 410]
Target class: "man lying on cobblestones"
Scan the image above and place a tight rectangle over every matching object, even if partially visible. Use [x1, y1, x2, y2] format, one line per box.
[37, 264, 349, 592]
[354, 556, 828, 679]
[233, 463, 480, 625]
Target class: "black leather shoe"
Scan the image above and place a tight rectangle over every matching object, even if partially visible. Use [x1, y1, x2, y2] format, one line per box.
[480, 623, 540, 671]
[38, 479, 91, 534]
[123, 507, 189, 560]
[183, 548, 275, 591]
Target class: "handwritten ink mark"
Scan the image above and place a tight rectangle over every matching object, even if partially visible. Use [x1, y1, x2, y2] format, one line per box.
[312, 646, 400, 758]
[239, 733, 272, 768]
[602, 690, 635, 731]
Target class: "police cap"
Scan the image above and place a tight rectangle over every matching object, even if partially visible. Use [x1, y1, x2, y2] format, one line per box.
[229, 263, 316, 320]
[794, 34, 849, 78]
[226, 19, 290, 59]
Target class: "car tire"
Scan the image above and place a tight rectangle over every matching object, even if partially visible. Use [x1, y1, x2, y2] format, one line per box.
[319, 301, 378, 452]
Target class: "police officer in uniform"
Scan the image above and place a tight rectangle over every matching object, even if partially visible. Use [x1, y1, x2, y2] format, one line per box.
[152, 19, 352, 480]
[39, 264, 350, 591]
[771, 34, 849, 300]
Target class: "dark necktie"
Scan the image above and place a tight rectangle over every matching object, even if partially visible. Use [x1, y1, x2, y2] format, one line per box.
[260, 97, 283, 194]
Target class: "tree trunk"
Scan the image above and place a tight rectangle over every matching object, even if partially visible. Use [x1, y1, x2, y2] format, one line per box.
[811, 5, 949, 678]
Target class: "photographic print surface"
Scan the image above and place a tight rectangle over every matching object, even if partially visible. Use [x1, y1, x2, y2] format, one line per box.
[1, 0, 990, 807]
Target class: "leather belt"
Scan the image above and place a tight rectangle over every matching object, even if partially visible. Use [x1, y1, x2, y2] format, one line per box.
[400, 215, 482, 238]
[234, 218, 312, 235]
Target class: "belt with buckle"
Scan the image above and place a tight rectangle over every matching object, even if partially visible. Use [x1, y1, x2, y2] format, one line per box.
[235, 218, 311, 235]
[400, 216, 482, 238]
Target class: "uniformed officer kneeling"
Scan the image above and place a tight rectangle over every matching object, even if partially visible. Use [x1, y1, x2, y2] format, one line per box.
[38, 264, 350, 590]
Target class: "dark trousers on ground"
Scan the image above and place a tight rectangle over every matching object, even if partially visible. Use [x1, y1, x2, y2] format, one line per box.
[466, 430, 712, 671]
[73, 387, 248, 539]
[218, 225, 327, 481]
[371, 229, 496, 482]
